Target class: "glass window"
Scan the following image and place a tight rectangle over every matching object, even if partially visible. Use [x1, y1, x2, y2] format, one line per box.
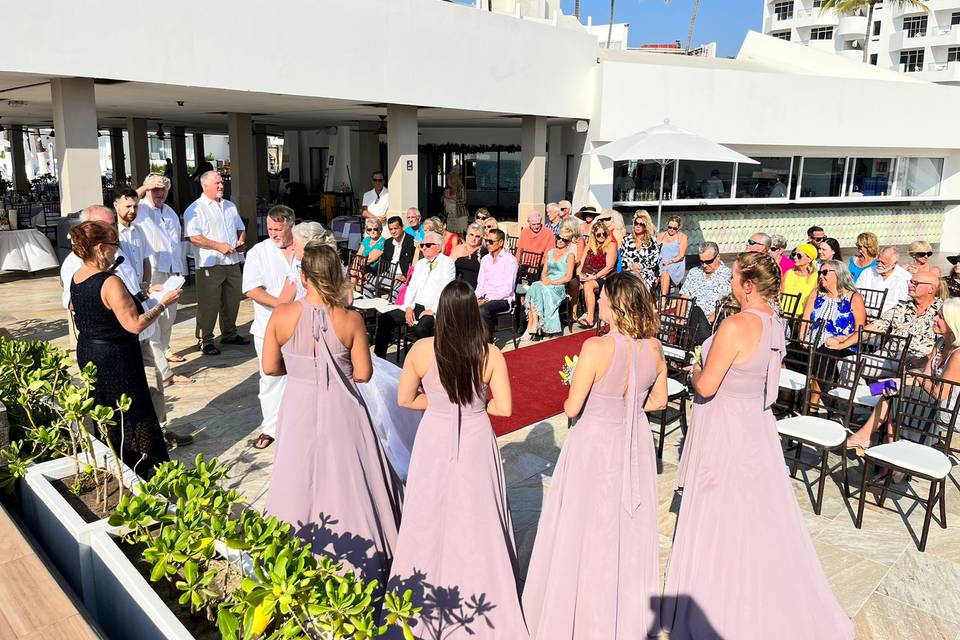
[949, 46, 960, 63]
[498, 151, 520, 192]
[774, 1, 793, 21]
[848, 158, 893, 196]
[463, 152, 498, 191]
[895, 157, 943, 197]
[873, 21, 881, 36]
[810, 26, 834, 40]
[799, 157, 845, 197]
[736, 157, 792, 198]
[676, 161, 734, 200]
[870, 53, 878, 65]
[899, 49, 924, 72]
[772, 30, 792, 41]
[612, 160, 675, 202]
[903, 15, 927, 38]
[790, 155, 802, 198]
[952, 12, 960, 26]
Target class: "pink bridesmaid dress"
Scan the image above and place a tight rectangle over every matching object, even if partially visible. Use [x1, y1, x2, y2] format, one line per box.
[523, 334, 661, 639]
[265, 301, 401, 587]
[663, 309, 853, 639]
[385, 358, 527, 640]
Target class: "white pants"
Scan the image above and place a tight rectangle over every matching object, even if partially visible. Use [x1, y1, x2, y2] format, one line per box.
[254, 335, 286, 438]
[140, 341, 167, 425]
[148, 270, 179, 381]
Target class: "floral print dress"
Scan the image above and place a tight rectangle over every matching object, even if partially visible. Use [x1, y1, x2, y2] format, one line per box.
[811, 294, 856, 347]
[620, 234, 661, 290]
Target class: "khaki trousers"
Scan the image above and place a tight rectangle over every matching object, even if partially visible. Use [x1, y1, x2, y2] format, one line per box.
[194, 264, 242, 346]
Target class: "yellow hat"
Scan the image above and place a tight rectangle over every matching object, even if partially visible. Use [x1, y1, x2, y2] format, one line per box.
[795, 243, 818, 262]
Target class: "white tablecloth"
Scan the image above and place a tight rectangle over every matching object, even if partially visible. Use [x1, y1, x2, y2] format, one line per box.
[0, 229, 59, 272]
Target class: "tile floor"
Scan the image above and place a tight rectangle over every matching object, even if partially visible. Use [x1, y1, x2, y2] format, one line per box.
[2, 269, 959, 639]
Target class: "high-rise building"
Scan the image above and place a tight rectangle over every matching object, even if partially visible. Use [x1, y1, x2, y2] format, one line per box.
[762, 0, 960, 85]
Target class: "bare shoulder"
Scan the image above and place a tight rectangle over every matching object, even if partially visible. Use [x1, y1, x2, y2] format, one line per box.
[485, 344, 506, 367]
[580, 335, 614, 359]
[646, 337, 665, 360]
[407, 337, 435, 370]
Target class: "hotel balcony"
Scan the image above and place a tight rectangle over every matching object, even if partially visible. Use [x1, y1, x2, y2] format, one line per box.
[792, 7, 840, 28]
[891, 24, 960, 51]
[837, 14, 868, 38]
[918, 60, 960, 82]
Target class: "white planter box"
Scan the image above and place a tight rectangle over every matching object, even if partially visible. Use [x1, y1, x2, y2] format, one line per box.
[87, 529, 194, 640]
[18, 439, 141, 617]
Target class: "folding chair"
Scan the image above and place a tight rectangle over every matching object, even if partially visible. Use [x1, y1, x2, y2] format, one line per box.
[827, 328, 912, 410]
[651, 294, 695, 457]
[15, 202, 34, 229]
[372, 261, 401, 301]
[779, 291, 802, 318]
[778, 317, 824, 414]
[506, 235, 519, 254]
[347, 251, 369, 295]
[775, 349, 860, 514]
[859, 287, 888, 322]
[37, 201, 61, 242]
[855, 372, 960, 551]
[493, 302, 520, 349]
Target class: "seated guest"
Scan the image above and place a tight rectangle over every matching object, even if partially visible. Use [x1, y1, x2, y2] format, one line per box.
[782, 243, 819, 317]
[373, 231, 455, 358]
[746, 232, 771, 254]
[818, 237, 842, 262]
[358, 217, 386, 270]
[620, 208, 660, 291]
[906, 240, 941, 278]
[423, 216, 460, 256]
[848, 232, 879, 281]
[680, 241, 732, 326]
[404, 207, 424, 242]
[594, 209, 625, 246]
[516, 210, 555, 259]
[771, 234, 794, 275]
[807, 225, 827, 246]
[944, 254, 960, 298]
[378, 215, 416, 297]
[524, 225, 577, 341]
[545, 202, 563, 236]
[475, 228, 519, 338]
[452, 222, 486, 289]
[855, 246, 911, 315]
[474, 207, 491, 225]
[483, 216, 499, 234]
[846, 297, 960, 451]
[826, 268, 942, 371]
[576, 219, 617, 328]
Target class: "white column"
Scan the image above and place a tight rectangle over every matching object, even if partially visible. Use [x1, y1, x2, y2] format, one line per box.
[228, 112, 258, 246]
[386, 105, 418, 215]
[519, 115, 547, 222]
[127, 117, 149, 186]
[8, 126, 29, 195]
[50, 78, 101, 213]
[170, 126, 190, 211]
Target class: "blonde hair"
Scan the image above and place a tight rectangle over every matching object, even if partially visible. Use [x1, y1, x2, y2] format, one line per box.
[736, 251, 782, 302]
[631, 209, 654, 246]
[603, 272, 659, 339]
[910, 240, 933, 254]
[300, 244, 346, 307]
[942, 298, 960, 345]
[857, 232, 879, 259]
[423, 216, 447, 235]
[588, 220, 614, 254]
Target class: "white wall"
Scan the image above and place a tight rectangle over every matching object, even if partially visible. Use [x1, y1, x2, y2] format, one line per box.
[4, 0, 597, 120]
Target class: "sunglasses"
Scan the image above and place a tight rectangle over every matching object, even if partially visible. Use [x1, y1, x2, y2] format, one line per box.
[909, 279, 933, 287]
[746, 239, 762, 246]
[365, 227, 379, 232]
[420, 242, 437, 248]
[484, 238, 500, 245]
[811, 236, 826, 243]
[791, 252, 806, 259]
[667, 226, 679, 231]
[818, 269, 835, 277]
[556, 236, 571, 243]
[476, 214, 489, 220]
[634, 221, 646, 227]
[595, 233, 607, 239]
[701, 254, 719, 264]
[912, 251, 933, 258]
[373, 178, 384, 182]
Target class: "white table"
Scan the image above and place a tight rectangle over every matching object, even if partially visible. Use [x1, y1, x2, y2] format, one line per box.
[0, 229, 59, 272]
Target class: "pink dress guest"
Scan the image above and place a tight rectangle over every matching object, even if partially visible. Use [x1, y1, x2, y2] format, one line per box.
[385, 360, 527, 640]
[265, 301, 401, 587]
[779, 253, 796, 275]
[523, 334, 660, 639]
[663, 309, 852, 640]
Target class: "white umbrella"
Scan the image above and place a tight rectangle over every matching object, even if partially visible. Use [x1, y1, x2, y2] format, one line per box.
[593, 120, 759, 229]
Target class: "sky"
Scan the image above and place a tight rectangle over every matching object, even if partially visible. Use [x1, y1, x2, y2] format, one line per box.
[562, 0, 762, 57]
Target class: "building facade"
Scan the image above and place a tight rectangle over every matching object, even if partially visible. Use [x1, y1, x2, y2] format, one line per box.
[762, 0, 960, 84]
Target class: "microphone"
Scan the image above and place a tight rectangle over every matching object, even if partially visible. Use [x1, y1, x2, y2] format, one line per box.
[109, 255, 125, 272]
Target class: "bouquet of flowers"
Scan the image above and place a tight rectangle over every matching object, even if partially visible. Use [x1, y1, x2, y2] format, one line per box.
[559, 354, 579, 386]
[690, 345, 702, 367]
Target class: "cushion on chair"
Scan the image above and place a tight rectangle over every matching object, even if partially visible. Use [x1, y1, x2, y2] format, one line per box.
[667, 377, 687, 397]
[776, 415, 847, 448]
[827, 384, 880, 407]
[662, 345, 686, 361]
[865, 440, 952, 479]
[779, 368, 806, 391]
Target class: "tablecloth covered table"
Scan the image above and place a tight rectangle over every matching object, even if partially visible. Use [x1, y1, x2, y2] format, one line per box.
[0, 229, 59, 272]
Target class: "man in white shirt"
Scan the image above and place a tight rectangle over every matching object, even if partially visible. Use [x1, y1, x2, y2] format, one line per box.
[373, 231, 455, 358]
[855, 246, 911, 315]
[360, 171, 389, 223]
[114, 187, 151, 294]
[242, 205, 298, 449]
[184, 170, 250, 356]
[136, 173, 188, 386]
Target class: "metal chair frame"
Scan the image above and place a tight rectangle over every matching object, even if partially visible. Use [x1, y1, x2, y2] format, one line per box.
[859, 287, 889, 322]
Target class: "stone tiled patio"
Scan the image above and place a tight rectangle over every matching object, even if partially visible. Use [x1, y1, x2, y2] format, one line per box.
[2, 269, 960, 639]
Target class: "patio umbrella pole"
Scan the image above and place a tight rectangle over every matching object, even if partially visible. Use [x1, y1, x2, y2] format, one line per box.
[656, 160, 667, 230]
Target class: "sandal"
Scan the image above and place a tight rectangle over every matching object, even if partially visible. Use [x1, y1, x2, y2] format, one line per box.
[577, 317, 594, 329]
[166, 354, 187, 363]
[254, 434, 275, 450]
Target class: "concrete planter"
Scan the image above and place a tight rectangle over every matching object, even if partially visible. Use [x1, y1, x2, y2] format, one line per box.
[17, 439, 141, 617]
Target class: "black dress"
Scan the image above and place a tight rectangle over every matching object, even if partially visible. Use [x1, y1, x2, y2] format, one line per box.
[71, 272, 169, 477]
[455, 249, 483, 290]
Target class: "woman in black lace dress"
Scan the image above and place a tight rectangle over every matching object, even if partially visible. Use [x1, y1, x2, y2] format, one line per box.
[69, 221, 181, 477]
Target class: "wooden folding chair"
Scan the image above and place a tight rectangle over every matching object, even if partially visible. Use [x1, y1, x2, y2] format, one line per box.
[779, 291, 802, 317]
[778, 317, 824, 415]
[859, 287, 888, 322]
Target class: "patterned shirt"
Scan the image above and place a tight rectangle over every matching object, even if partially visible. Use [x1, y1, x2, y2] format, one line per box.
[872, 298, 942, 359]
[620, 234, 661, 289]
[943, 276, 960, 299]
[680, 262, 733, 317]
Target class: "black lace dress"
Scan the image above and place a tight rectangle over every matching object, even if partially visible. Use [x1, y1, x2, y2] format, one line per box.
[71, 271, 169, 477]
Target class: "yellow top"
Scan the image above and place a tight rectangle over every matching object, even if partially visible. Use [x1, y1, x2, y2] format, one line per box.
[782, 268, 818, 316]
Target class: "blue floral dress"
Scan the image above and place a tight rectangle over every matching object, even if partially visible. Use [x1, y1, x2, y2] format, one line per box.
[811, 294, 856, 348]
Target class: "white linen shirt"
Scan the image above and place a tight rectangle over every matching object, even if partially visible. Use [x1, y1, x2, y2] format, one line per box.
[61, 251, 154, 341]
[361, 187, 390, 221]
[855, 264, 911, 315]
[117, 222, 150, 287]
[403, 253, 455, 313]
[136, 201, 183, 275]
[242, 240, 297, 338]
[183, 196, 246, 268]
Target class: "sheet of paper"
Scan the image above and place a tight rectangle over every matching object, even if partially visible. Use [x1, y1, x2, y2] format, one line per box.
[149, 274, 186, 303]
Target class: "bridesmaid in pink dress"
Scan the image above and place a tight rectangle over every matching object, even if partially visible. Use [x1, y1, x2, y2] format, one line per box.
[523, 271, 668, 640]
[262, 244, 401, 587]
[662, 252, 853, 640]
[386, 280, 527, 640]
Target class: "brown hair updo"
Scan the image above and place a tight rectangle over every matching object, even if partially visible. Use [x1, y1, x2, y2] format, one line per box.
[69, 221, 118, 262]
[736, 251, 781, 301]
[300, 244, 346, 307]
[603, 271, 660, 339]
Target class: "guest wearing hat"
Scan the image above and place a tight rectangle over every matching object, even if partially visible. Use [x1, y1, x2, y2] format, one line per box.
[944, 254, 960, 298]
[782, 243, 818, 317]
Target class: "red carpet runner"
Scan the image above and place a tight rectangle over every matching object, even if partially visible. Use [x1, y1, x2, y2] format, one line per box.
[490, 331, 593, 437]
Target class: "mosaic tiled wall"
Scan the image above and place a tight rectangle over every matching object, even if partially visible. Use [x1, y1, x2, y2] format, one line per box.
[668, 205, 946, 255]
